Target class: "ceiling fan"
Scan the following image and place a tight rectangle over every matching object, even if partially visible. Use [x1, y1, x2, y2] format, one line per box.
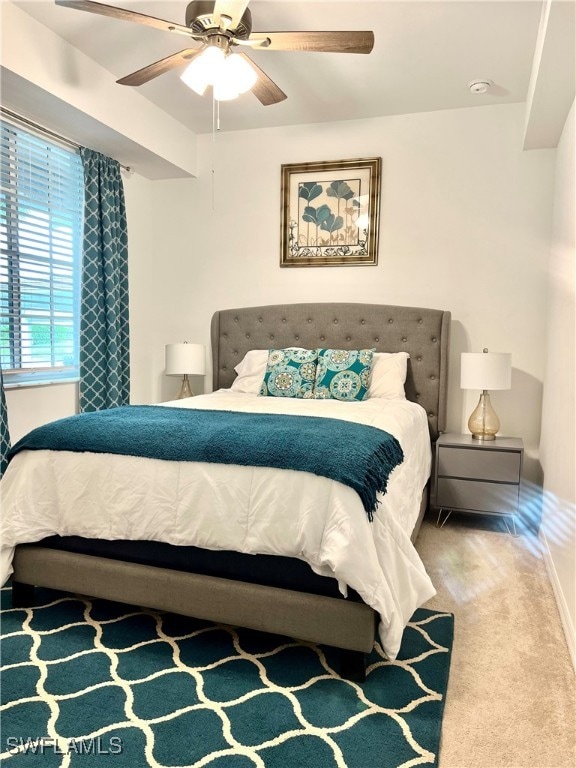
[55, 0, 375, 104]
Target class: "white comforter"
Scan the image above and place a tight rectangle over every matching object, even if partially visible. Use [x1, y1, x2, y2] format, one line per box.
[0, 390, 435, 659]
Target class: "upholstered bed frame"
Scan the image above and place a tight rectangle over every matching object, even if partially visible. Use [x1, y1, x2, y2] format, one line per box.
[11, 302, 450, 677]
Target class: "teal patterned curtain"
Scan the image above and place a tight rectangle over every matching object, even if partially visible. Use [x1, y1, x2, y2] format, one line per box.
[79, 148, 130, 412]
[0, 366, 10, 477]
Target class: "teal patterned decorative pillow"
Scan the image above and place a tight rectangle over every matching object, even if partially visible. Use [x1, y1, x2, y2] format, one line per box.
[260, 348, 318, 398]
[314, 349, 375, 401]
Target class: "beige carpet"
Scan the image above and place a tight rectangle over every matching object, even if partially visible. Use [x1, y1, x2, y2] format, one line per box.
[417, 514, 575, 768]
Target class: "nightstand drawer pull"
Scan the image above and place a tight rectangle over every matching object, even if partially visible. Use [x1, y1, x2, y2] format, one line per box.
[438, 447, 520, 482]
[437, 478, 519, 515]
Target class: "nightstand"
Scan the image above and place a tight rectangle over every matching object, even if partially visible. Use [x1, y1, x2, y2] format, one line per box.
[431, 433, 523, 533]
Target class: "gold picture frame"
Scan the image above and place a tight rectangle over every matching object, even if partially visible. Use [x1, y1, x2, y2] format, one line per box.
[280, 157, 381, 267]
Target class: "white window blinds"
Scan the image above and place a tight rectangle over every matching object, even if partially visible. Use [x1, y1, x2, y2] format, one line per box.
[0, 120, 83, 385]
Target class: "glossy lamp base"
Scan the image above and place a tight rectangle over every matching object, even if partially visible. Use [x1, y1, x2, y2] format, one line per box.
[468, 391, 500, 440]
[177, 374, 194, 398]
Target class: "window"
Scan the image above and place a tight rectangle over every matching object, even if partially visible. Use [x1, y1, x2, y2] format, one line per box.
[0, 120, 83, 386]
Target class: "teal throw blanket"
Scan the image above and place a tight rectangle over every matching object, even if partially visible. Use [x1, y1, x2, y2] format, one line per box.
[8, 406, 404, 521]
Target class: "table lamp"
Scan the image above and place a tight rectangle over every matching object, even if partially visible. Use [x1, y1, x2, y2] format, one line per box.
[461, 349, 512, 440]
[165, 342, 206, 398]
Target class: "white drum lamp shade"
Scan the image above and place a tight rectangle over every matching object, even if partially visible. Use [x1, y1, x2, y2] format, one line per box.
[165, 343, 206, 398]
[461, 350, 512, 440]
[461, 352, 512, 391]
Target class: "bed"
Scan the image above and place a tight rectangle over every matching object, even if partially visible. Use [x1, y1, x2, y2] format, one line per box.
[2, 302, 450, 679]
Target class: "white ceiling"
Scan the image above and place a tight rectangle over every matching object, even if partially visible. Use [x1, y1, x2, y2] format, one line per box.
[11, 0, 545, 135]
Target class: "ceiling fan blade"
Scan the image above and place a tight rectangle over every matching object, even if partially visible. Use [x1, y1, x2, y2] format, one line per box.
[55, 0, 194, 37]
[117, 48, 203, 86]
[213, 0, 250, 30]
[249, 31, 375, 54]
[237, 52, 286, 106]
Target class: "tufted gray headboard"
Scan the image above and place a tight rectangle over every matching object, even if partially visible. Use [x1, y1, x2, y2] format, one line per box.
[211, 303, 450, 440]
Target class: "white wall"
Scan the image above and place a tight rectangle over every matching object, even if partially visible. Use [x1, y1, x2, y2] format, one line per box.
[5, 103, 556, 490]
[539, 100, 575, 666]
[129, 103, 555, 485]
[5, 382, 78, 443]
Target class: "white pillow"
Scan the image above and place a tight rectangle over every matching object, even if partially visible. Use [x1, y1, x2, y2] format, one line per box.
[367, 352, 409, 399]
[230, 349, 268, 394]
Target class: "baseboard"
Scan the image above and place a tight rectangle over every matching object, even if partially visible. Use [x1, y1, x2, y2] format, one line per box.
[540, 529, 575, 672]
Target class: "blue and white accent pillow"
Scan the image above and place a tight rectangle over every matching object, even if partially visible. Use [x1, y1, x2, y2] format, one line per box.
[314, 349, 375, 401]
[260, 348, 318, 398]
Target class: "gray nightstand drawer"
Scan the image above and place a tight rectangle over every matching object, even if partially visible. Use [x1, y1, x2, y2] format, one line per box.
[438, 447, 520, 483]
[437, 478, 519, 515]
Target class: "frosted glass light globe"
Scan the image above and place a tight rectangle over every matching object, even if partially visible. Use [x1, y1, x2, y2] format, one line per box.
[180, 47, 226, 95]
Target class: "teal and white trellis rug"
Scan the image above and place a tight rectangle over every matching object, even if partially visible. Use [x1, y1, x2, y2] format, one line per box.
[0, 586, 453, 767]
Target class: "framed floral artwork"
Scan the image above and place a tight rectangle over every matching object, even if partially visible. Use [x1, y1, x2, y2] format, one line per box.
[280, 157, 381, 267]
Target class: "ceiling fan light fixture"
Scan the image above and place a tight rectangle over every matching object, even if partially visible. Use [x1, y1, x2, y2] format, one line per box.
[180, 45, 226, 95]
[181, 46, 257, 101]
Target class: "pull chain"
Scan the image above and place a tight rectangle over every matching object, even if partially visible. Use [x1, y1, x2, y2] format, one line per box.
[211, 92, 216, 211]
[211, 94, 222, 212]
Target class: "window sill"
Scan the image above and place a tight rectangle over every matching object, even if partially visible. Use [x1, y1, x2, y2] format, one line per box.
[4, 378, 80, 391]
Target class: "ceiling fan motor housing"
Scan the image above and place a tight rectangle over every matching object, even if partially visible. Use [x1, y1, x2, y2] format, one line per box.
[185, 0, 253, 39]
